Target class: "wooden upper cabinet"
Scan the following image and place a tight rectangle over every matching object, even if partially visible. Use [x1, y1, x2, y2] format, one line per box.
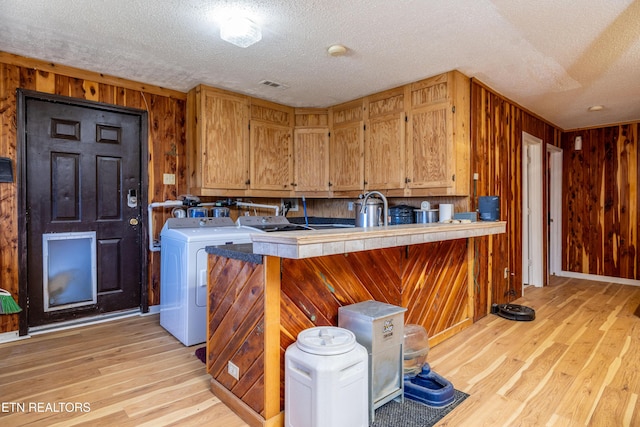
[329, 100, 365, 193]
[185, 70, 470, 198]
[294, 109, 330, 193]
[249, 99, 294, 192]
[406, 71, 470, 195]
[407, 102, 451, 188]
[364, 87, 407, 191]
[186, 85, 249, 194]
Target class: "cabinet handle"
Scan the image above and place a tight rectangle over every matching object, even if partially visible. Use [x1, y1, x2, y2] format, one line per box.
[328, 182, 333, 187]
[245, 179, 251, 185]
[405, 177, 411, 183]
[364, 181, 368, 185]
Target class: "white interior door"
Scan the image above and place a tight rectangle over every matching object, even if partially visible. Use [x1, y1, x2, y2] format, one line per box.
[522, 132, 544, 287]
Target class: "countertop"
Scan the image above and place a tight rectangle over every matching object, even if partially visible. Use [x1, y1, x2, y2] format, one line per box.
[251, 221, 506, 259]
[206, 243, 262, 264]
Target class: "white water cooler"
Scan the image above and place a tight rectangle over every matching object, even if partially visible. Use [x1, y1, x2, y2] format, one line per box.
[285, 326, 368, 427]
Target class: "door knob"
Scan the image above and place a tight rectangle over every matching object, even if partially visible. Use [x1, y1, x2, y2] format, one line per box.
[129, 218, 139, 226]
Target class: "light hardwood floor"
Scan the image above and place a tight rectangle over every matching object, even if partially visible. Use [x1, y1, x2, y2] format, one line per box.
[430, 276, 640, 426]
[0, 314, 249, 427]
[1, 276, 638, 426]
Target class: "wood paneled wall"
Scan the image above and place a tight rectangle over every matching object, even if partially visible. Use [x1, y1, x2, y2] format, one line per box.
[207, 256, 266, 417]
[0, 52, 187, 334]
[470, 80, 560, 317]
[279, 239, 471, 408]
[562, 124, 638, 279]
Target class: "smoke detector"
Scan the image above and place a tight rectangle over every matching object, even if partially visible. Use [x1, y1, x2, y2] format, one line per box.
[327, 44, 348, 57]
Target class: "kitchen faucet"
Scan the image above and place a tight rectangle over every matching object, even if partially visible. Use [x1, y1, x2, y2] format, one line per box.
[360, 191, 389, 226]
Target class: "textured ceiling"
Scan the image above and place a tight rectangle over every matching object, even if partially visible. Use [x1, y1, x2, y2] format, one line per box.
[1, 0, 639, 130]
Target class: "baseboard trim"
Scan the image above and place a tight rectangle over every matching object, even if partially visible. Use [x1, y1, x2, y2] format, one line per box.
[0, 330, 30, 344]
[556, 271, 640, 287]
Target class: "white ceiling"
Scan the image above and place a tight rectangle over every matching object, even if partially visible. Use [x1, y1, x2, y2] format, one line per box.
[2, 0, 639, 130]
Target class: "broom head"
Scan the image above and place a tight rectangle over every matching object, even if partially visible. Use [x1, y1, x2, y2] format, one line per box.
[0, 288, 22, 314]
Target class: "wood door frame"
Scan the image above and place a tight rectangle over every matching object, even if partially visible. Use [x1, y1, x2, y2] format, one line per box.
[16, 89, 149, 336]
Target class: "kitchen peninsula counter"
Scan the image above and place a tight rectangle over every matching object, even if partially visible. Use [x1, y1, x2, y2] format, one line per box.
[205, 221, 505, 427]
[250, 221, 506, 258]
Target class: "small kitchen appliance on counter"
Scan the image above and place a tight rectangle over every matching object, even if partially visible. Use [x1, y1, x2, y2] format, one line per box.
[388, 205, 414, 225]
[414, 208, 439, 223]
[403, 324, 455, 408]
[478, 196, 500, 221]
[355, 191, 389, 227]
[355, 198, 383, 227]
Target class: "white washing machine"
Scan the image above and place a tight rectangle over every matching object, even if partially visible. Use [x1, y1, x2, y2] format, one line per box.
[160, 217, 259, 346]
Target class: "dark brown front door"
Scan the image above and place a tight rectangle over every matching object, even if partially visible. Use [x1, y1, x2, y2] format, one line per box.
[22, 93, 145, 328]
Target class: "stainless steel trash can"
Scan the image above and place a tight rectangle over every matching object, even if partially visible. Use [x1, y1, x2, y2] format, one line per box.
[338, 300, 407, 423]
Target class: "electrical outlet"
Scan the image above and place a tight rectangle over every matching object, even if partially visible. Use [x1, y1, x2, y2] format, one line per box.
[282, 198, 299, 211]
[348, 201, 354, 211]
[473, 172, 479, 181]
[163, 173, 176, 185]
[228, 361, 239, 380]
[504, 267, 509, 279]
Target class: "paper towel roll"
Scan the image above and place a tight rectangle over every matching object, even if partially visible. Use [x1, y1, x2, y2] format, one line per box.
[439, 204, 453, 222]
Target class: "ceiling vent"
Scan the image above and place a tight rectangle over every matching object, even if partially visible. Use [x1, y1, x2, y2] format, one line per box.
[259, 79, 289, 90]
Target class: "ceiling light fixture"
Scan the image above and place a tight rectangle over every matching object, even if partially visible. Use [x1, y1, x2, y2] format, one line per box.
[327, 44, 348, 57]
[588, 105, 604, 112]
[220, 16, 262, 48]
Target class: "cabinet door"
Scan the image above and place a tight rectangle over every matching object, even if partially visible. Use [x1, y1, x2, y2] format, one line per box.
[190, 87, 249, 191]
[406, 102, 453, 189]
[365, 112, 406, 190]
[329, 122, 364, 192]
[294, 128, 330, 192]
[250, 121, 293, 191]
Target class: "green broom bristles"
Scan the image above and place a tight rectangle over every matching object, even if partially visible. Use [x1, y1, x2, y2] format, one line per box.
[0, 288, 22, 314]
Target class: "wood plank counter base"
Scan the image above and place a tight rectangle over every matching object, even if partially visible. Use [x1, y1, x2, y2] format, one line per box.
[206, 221, 505, 427]
[252, 221, 506, 258]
